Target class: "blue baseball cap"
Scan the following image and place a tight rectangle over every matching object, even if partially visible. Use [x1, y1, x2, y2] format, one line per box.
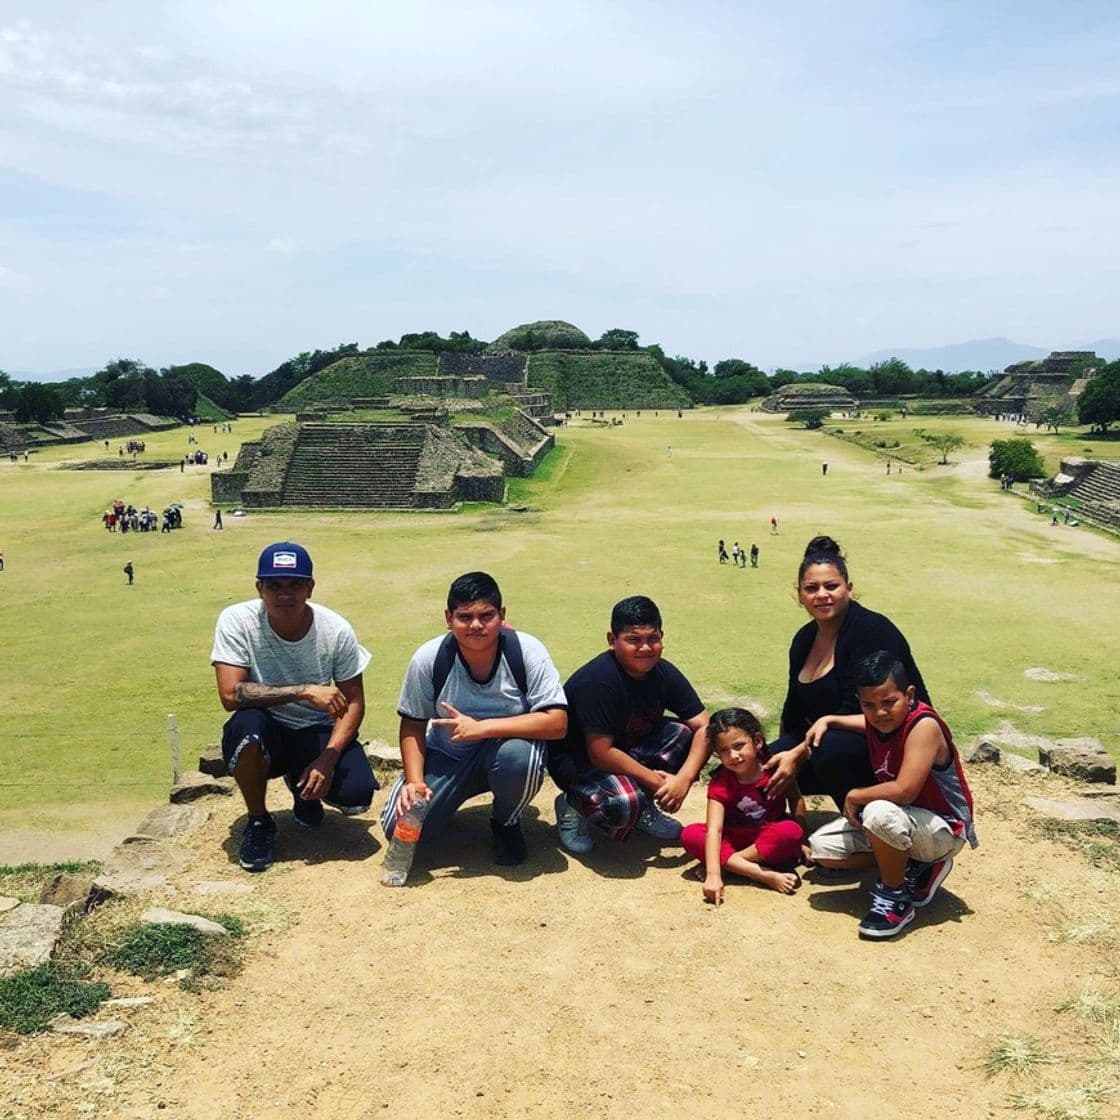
[256, 541, 313, 580]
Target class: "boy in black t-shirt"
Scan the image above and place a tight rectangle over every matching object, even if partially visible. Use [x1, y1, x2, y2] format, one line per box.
[547, 596, 710, 854]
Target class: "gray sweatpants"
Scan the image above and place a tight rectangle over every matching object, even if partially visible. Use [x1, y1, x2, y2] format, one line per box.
[380, 737, 546, 841]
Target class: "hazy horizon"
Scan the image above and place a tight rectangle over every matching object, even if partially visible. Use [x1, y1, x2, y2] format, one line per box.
[2, 3, 1118, 376]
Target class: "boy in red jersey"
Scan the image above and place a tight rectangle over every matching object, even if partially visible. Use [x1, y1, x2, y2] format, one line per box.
[805, 650, 977, 939]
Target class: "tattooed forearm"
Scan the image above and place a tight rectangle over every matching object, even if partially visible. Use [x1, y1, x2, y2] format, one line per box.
[234, 682, 307, 707]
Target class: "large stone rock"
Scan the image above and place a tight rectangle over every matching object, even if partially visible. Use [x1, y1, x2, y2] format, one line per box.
[38, 872, 97, 913]
[49, 1015, 128, 1039]
[169, 771, 234, 803]
[964, 738, 1001, 764]
[198, 745, 227, 777]
[999, 752, 1046, 775]
[130, 802, 210, 840]
[1025, 796, 1120, 824]
[140, 908, 230, 936]
[92, 839, 191, 900]
[0, 902, 66, 978]
[1038, 740, 1117, 784]
[364, 739, 402, 769]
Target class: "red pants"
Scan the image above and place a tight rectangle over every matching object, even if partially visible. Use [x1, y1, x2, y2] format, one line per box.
[681, 819, 803, 866]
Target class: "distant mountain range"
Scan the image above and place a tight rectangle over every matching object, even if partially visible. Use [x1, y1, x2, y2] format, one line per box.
[854, 337, 1120, 373]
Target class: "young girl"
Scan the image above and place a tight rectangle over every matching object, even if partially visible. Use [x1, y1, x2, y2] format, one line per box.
[681, 708, 806, 902]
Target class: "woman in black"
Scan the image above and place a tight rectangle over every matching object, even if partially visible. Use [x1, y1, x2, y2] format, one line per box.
[764, 536, 929, 808]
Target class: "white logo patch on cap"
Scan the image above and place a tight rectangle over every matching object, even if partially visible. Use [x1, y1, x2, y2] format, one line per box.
[272, 551, 298, 569]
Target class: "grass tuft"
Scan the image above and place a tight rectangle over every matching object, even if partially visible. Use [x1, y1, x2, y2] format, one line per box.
[1059, 988, 1120, 1024]
[1036, 819, 1120, 873]
[0, 860, 101, 903]
[0, 963, 110, 1035]
[1010, 1083, 1112, 1120]
[985, 1035, 1056, 1077]
[102, 915, 244, 981]
[1094, 1020, 1120, 1070]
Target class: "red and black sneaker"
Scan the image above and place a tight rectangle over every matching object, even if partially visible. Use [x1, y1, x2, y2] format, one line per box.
[858, 882, 915, 939]
[906, 857, 954, 908]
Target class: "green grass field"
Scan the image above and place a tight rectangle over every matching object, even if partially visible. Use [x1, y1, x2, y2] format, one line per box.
[1, 409, 1118, 835]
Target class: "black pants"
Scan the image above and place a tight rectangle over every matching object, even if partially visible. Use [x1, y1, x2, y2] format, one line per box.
[221, 708, 378, 811]
[769, 727, 873, 810]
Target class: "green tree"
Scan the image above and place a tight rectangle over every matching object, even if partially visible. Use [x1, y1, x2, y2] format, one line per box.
[989, 437, 1045, 481]
[914, 428, 966, 464]
[787, 407, 830, 429]
[768, 369, 802, 390]
[596, 328, 640, 351]
[1037, 397, 1074, 433]
[13, 383, 65, 423]
[819, 363, 872, 396]
[870, 357, 915, 395]
[1077, 361, 1120, 433]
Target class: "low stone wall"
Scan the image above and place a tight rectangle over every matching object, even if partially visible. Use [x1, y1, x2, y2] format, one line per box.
[438, 352, 527, 384]
[393, 376, 487, 399]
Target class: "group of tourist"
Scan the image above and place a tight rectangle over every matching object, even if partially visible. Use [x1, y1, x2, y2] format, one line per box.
[212, 537, 976, 940]
[100, 501, 183, 533]
[717, 539, 759, 567]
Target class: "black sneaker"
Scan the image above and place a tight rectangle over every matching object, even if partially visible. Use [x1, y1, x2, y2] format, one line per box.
[858, 882, 915, 939]
[292, 793, 325, 828]
[491, 819, 527, 866]
[906, 857, 954, 908]
[238, 815, 276, 872]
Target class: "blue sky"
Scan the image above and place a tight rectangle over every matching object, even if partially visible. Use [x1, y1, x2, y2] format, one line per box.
[1, 1, 1118, 376]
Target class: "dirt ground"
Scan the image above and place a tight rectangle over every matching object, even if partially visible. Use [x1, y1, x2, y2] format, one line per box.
[2, 765, 1117, 1120]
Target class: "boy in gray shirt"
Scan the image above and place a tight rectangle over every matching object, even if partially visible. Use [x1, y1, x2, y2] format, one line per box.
[381, 571, 567, 867]
[212, 542, 378, 871]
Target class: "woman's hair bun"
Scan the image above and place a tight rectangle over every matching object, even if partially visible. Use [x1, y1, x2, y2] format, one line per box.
[803, 535, 842, 560]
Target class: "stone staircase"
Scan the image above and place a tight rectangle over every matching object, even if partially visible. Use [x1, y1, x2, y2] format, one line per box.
[1067, 461, 1120, 508]
[281, 423, 427, 508]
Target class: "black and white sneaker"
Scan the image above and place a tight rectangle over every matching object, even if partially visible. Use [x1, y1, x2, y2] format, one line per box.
[906, 857, 954, 908]
[292, 793, 325, 828]
[858, 882, 915, 939]
[238, 815, 276, 872]
[491, 820, 527, 866]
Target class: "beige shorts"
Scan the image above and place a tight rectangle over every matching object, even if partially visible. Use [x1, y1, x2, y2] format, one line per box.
[809, 800, 966, 863]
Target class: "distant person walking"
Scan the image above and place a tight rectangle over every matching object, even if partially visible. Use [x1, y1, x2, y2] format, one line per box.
[0, 548, 5, 572]
[123, 562, 134, 586]
[718, 539, 729, 565]
[750, 544, 759, 568]
[214, 509, 224, 531]
[822, 462, 829, 477]
[769, 516, 779, 536]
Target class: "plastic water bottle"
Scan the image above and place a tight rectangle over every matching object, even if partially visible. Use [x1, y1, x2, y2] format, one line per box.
[380, 798, 430, 887]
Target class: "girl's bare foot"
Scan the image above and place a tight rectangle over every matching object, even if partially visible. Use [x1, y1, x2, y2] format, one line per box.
[758, 868, 800, 894]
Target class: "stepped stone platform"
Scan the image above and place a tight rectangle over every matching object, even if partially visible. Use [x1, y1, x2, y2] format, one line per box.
[975, 350, 1098, 421]
[760, 383, 857, 413]
[1035, 457, 1120, 533]
[213, 421, 506, 510]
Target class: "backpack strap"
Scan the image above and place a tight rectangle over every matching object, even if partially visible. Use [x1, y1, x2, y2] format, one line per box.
[431, 632, 460, 701]
[499, 630, 529, 697]
[431, 629, 529, 703]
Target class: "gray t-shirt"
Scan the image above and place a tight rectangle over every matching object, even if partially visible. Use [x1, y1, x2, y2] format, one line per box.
[397, 630, 566, 759]
[211, 599, 371, 729]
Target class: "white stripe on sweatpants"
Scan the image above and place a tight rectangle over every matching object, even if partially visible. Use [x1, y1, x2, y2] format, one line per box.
[380, 773, 407, 835]
[500, 739, 546, 826]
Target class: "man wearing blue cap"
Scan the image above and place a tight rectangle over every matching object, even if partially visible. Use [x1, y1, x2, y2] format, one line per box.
[211, 541, 378, 871]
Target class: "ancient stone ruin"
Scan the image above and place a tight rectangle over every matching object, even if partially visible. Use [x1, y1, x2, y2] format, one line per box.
[1034, 456, 1120, 533]
[212, 409, 553, 510]
[760, 382, 858, 414]
[974, 351, 1098, 421]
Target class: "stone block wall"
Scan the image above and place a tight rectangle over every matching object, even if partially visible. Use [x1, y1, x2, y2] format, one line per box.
[438, 352, 527, 384]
